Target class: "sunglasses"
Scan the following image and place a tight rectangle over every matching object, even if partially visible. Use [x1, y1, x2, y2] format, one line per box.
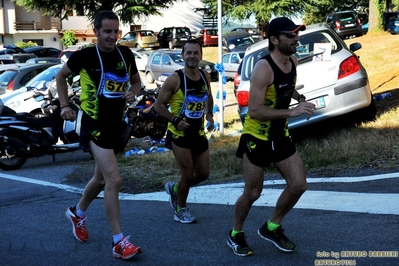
[279, 32, 299, 39]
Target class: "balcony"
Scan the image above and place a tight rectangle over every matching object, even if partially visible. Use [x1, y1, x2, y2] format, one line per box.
[14, 19, 60, 31]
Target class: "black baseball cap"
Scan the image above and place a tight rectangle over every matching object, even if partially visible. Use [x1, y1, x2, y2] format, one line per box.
[267, 17, 306, 38]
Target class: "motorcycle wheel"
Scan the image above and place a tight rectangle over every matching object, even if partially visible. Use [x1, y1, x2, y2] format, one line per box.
[122, 125, 133, 149]
[0, 155, 27, 171]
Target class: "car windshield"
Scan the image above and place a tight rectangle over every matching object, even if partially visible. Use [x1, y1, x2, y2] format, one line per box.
[241, 30, 343, 81]
[231, 36, 254, 47]
[140, 31, 155, 36]
[176, 28, 189, 34]
[339, 13, 357, 22]
[295, 30, 341, 60]
[25, 66, 62, 89]
[170, 53, 184, 63]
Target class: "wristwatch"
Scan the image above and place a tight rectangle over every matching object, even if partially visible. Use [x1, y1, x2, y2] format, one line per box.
[297, 94, 306, 102]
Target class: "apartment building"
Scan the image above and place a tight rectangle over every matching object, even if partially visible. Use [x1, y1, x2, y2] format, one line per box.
[0, 0, 207, 50]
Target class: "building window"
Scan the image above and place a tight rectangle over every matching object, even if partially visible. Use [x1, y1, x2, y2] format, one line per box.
[22, 39, 44, 46]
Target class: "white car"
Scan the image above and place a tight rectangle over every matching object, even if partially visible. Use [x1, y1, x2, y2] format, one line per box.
[236, 23, 377, 129]
[130, 48, 151, 72]
[2, 64, 74, 116]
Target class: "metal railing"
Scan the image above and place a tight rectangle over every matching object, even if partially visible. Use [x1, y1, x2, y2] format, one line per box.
[14, 20, 60, 31]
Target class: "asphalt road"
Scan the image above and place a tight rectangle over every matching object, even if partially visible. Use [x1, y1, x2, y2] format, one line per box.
[0, 151, 398, 266]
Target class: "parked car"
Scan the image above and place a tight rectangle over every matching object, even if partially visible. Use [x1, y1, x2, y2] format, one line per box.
[231, 27, 262, 42]
[384, 12, 399, 34]
[0, 63, 57, 95]
[144, 49, 217, 83]
[23, 46, 61, 58]
[130, 48, 151, 71]
[58, 43, 90, 62]
[222, 32, 255, 53]
[0, 53, 37, 63]
[361, 18, 369, 35]
[0, 63, 21, 75]
[383, 12, 399, 31]
[2, 64, 76, 116]
[222, 51, 244, 79]
[235, 22, 376, 130]
[117, 30, 160, 49]
[157, 26, 192, 49]
[233, 61, 242, 97]
[325, 10, 363, 39]
[0, 45, 26, 55]
[196, 29, 218, 46]
[26, 57, 65, 64]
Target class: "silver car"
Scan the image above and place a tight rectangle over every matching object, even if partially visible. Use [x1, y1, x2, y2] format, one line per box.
[236, 23, 376, 129]
[222, 51, 244, 79]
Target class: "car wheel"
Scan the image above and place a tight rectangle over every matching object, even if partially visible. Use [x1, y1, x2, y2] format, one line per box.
[146, 71, 155, 83]
[168, 41, 174, 49]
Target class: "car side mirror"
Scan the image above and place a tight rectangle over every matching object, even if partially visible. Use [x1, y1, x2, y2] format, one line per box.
[349, 42, 362, 52]
[166, 62, 172, 65]
[233, 59, 239, 64]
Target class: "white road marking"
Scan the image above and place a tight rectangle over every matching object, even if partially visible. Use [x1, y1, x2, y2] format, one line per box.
[1, 172, 398, 215]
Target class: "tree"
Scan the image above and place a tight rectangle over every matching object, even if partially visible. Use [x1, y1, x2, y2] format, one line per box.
[15, 41, 38, 48]
[203, 0, 370, 26]
[61, 30, 78, 47]
[202, 0, 307, 34]
[15, 0, 186, 25]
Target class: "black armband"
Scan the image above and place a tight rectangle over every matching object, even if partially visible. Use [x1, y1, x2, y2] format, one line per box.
[172, 117, 182, 128]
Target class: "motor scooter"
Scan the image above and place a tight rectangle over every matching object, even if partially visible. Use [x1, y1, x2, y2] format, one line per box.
[0, 87, 81, 170]
[122, 87, 167, 149]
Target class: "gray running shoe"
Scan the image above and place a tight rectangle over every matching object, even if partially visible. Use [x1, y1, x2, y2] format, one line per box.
[258, 222, 296, 252]
[174, 207, 196, 224]
[165, 181, 177, 210]
[227, 230, 253, 257]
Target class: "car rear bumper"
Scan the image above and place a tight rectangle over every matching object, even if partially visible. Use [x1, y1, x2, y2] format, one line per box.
[336, 27, 363, 37]
[142, 43, 160, 48]
[237, 76, 372, 129]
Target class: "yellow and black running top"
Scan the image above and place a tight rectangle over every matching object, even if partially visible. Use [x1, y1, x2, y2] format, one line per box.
[67, 44, 137, 129]
[168, 69, 210, 138]
[242, 54, 297, 141]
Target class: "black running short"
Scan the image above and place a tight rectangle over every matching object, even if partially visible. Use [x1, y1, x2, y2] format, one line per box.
[79, 111, 124, 153]
[236, 134, 296, 168]
[165, 130, 209, 156]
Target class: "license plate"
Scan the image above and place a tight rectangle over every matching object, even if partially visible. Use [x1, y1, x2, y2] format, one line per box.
[309, 97, 326, 109]
[180, 38, 187, 41]
[149, 44, 154, 47]
[345, 23, 355, 27]
[290, 96, 325, 110]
